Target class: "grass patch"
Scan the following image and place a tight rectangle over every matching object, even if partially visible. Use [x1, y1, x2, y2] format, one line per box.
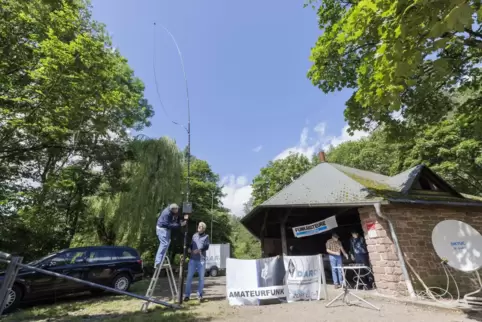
[3, 280, 217, 322]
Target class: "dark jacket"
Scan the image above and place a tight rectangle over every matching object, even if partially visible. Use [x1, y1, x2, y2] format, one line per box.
[350, 236, 368, 255]
[156, 207, 181, 229]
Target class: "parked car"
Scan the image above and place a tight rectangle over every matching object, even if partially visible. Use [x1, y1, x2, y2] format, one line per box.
[0, 246, 143, 313]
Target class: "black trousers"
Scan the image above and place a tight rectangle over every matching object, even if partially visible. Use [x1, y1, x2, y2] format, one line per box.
[354, 253, 374, 289]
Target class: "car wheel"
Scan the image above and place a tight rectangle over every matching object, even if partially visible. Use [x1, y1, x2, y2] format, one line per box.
[2, 284, 22, 314]
[209, 267, 218, 277]
[112, 274, 131, 292]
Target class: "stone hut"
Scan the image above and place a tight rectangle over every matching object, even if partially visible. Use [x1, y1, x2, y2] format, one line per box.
[241, 153, 482, 297]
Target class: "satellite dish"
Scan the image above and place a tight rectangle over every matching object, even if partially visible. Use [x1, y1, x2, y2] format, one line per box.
[432, 220, 482, 272]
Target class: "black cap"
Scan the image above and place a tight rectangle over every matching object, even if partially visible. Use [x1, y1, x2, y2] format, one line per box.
[332, 232, 339, 238]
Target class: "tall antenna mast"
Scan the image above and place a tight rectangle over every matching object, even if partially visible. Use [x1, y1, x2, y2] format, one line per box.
[153, 22, 191, 304]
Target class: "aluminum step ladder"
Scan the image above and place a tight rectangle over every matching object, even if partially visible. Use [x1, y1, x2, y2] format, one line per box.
[141, 254, 178, 312]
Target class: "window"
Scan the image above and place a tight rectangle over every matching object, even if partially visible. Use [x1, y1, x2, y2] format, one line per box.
[412, 176, 442, 191]
[116, 248, 137, 261]
[49, 251, 87, 267]
[87, 249, 115, 263]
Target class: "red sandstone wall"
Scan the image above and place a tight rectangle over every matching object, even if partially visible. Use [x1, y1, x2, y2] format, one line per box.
[359, 205, 482, 297]
[358, 207, 408, 295]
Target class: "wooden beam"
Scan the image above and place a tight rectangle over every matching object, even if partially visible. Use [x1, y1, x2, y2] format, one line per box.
[280, 210, 290, 256]
[260, 211, 269, 258]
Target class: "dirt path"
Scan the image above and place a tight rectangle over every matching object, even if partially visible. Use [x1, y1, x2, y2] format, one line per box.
[193, 277, 482, 322]
[6, 276, 482, 321]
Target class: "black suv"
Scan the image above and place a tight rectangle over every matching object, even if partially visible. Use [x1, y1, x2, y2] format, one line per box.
[0, 246, 143, 313]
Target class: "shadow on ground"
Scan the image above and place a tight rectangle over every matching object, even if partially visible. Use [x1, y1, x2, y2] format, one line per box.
[4, 305, 212, 322]
[2, 277, 226, 321]
[464, 309, 482, 322]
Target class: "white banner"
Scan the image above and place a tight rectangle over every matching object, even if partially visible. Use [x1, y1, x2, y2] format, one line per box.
[292, 216, 338, 238]
[226, 256, 288, 306]
[226, 255, 327, 305]
[284, 255, 323, 302]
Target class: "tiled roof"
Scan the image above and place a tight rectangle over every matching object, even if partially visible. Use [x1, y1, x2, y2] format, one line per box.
[248, 162, 482, 210]
[241, 162, 482, 237]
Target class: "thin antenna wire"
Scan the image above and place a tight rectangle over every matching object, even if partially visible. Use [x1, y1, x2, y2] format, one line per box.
[153, 24, 174, 122]
[152, 23, 189, 133]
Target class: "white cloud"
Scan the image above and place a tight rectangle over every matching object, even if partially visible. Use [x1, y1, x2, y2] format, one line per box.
[252, 145, 263, 153]
[326, 125, 370, 149]
[274, 122, 370, 161]
[220, 175, 253, 217]
[220, 122, 370, 217]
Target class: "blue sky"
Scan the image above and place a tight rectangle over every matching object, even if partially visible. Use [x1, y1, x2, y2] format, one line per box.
[91, 0, 367, 216]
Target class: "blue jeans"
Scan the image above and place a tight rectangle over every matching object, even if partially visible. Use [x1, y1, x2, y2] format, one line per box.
[329, 255, 343, 285]
[155, 227, 171, 266]
[184, 259, 206, 298]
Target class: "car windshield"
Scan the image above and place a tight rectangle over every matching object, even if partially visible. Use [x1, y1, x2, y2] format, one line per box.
[27, 254, 56, 267]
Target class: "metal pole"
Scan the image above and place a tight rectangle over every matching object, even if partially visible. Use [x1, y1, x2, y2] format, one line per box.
[155, 23, 191, 305]
[211, 190, 214, 239]
[0, 259, 180, 310]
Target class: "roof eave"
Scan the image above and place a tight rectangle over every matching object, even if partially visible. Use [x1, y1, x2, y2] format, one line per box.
[241, 200, 389, 225]
[387, 198, 482, 208]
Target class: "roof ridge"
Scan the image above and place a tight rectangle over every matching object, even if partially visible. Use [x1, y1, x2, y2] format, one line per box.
[260, 162, 329, 206]
[329, 162, 388, 177]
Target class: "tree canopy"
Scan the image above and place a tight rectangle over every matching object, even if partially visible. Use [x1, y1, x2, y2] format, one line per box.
[323, 118, 482, 197]
[0, 0, 236, 264]
[0, 0, 153, 260]
[251, 153, 315, 207]
[307, 0, 482, 133]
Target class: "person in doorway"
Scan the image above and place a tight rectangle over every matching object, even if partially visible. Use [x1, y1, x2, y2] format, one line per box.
[326, 233, 348, 288]
[350, 230, 374, 289]
[184, 222, 210, 302]
[289, 245, 299, 256]
[155, 204, 186, 267]
[350, 231, 369, 265]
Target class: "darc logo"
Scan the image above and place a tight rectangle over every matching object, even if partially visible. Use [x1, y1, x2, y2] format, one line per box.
[288, 259, 319, 278]
[294, 269, 319, 278]
[206, 255, 220, 262]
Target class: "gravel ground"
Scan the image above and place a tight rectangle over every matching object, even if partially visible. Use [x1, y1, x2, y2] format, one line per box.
[193, 276, 482, 322]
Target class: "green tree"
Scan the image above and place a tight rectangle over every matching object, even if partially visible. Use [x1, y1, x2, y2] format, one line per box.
[402, 115, 482, 196]
[323, 130, 405, 176]
[72, 137, 183, 262]
[181, 157, 232, 245]
[251, 153, 314, 206]
[307, 0, 482, 133]
[0, 0, 153, 259]
[230, 216, 261, 259]
[243, 197, 254, 215]
[323, 118, 482, 197]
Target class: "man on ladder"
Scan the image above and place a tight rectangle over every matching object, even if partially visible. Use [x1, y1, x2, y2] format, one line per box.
[155, 204, 186, 268]
[141, 204, 186, 311]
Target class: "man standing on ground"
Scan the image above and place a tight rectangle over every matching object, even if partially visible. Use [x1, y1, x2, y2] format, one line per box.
[155, 204, 186, 268]
[184, 222, 210, 302]
[326, 232, 348, 288]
